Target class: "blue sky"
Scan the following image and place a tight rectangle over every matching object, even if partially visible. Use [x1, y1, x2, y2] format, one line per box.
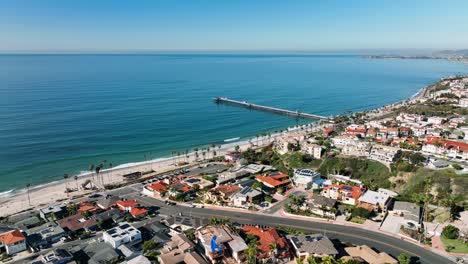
[1, 0, 468, 52]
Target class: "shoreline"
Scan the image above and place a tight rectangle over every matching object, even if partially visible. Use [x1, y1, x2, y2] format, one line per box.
[0, 76, 462, 217]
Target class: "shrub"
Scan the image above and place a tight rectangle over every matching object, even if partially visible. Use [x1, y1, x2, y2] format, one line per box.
[442, 225, 459, 239]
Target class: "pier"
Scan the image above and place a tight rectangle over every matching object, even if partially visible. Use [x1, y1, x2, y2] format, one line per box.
[213, 97, 329, 121]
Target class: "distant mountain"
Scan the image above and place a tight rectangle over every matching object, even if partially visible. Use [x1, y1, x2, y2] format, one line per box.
[433, 49, 468, 56]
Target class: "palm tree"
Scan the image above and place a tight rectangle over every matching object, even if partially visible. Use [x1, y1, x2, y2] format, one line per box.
[63, 174, 69, 197]
[74, 175, 79, 191]
[202, 151, 206, 160]
[269, 242, 278, 263]
[95, 165, 102, 189]
[207, 147, 211, 158]
[246, 241, 258, 264]
[26, 183, 31, 206]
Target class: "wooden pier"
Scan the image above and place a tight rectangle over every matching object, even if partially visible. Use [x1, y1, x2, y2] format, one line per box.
[213, 97, 329, 121]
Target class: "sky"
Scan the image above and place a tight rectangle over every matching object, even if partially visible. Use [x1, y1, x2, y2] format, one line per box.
[1, 0, 468, 53]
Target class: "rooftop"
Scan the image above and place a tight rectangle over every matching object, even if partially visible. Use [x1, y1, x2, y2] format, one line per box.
[287, 234, 338, 256]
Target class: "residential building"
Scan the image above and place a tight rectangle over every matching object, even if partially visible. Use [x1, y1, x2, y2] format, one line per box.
[96, 195, 120, 210]
[377, 188, 398, 198]
[307, 196, 337, 219]
[33, 249, 73, 264]
[57, 213, 97, 233]
[38, 204, 67, 221]
[116, 200, 139, 212]
[427, 117, 446, 125]
[292, 169, 321, 189]
[342, 140, 371, 157]
[242, 226, 291, 262]
[24, 222, 66, 247]
[287, 234, 338, 258]
[126, 255, 152, 264]
[224, 151, 242, 162]
[103, 222, 142, 248]
[256, 171, 291, 192]
[460, 98, 468, 108]
[162, 215, 210, 232]
[391, 201, 422, 229]
[197, 225, 247, 263]
[368, 144, 401, 165]
[205, 184, 241, 204]
[93, 208, 126, 224]
[323, 127, 335, 137]
[0, 229, 27, 255]
[183, 175, 215, 189]
[230, 186, 262, 207]
[345, 126, 367, 137]
[168, 181, 194, 197]
[331, 136, 350, 148]
[301, 142, 322, 159]
[422, 136, 468, 160]
[142, 181, 169, 197]
[321, 184, 364, 206]
[344, 245, 397, 264]
[358, 190, 391, 213]
[78, 242, 120, 264]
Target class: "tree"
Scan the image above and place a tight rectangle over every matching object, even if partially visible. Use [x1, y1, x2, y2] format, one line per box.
[321, 256, 335, 264]
[235, 145, 240, 152]
[74, 175, 79, 191]
[252, 181, 264, 191]
[397, 253, 411, 264]
[269, 243, 277, 263]
[142, 240, 157, 253]
[307, 256, 317, 264]
[246, 241, 258, 264]
[442, 225, 459, 239]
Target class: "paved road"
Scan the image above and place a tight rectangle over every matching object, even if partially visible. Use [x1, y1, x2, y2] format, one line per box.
[131, 194, 453, 264]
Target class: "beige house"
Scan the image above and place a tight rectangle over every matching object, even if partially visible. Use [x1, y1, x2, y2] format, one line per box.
[344, 245, 397, 264]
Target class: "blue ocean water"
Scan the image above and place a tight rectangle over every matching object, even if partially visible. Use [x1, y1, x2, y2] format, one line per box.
[0, 54, 467, 192]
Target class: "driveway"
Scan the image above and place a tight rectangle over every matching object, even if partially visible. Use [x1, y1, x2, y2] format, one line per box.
[380, 214, 404, 234]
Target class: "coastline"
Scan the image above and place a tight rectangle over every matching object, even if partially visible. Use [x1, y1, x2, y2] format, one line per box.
[0, 76, 458, 218]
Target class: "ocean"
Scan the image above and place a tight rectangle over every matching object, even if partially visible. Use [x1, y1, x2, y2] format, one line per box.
[1, 54, 467, 193]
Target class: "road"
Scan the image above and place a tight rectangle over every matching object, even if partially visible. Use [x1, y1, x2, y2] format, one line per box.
[130, 194, 453, 264]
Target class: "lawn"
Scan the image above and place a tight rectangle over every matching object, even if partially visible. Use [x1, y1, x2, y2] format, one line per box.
[348, 217, 365, 224]
[286, 152, 322, 169]
[441, 237, 468, 254]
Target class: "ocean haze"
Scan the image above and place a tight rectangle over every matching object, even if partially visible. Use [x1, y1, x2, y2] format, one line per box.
[1, 54, 467, 192]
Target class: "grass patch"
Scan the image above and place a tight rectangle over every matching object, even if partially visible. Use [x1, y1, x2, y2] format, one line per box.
[348, 217, 365, 224]
[441, 237, 468, 254]
[286, 152, 322, 169]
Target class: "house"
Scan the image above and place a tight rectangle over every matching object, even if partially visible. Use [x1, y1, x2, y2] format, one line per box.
[331, 136, 351, 148]
[183, 175, 215, 190]
[345, 126, 367, 137]
[126, 255, 152, 264]
[130, 207, 148, 219]
[329, 174, 362, 186]
[391, 201, 422, 229]
[287, 234, 338, 258]
[427, 158, 450, 169]
[368, 144, 401, 165]
[358, 190, 391, 213]
[344, 245, 397, 264]
[377, 127, 399, 139]
[93, 208, 126, 224]
[427, 117, 446, 125]
[24, 222, 66, 247]
[33, 249, 73, 264]
[159, 233, 207, 264]
[242, 225, 291, 262]
[143, 181, 169, 197]
[14, 216, 42, 230]
[0, 229, 27, 255]
[197, 225, 247, 263]
[225, 151, 242, 162]
[76, 242, 120, 264]
[377, 188, 398, 198]
[255, 171, 291, 192]
[162, 215, 210, 232]
[306, 196, 337, 219]
[422, 136, 468, 160]
[96, 195, 120, 210]
[341, 140, 371, 157]
[103, 222, 142, 248]
[323, 127, 335, 137]
[321, 184, 364, 206]
[57, 213, 97, 233]
[230, 186, 262, 207]
[77, 201, 100, 215]
[293, 169, 321, 189]
[460, 98, 468, 107]
[301, 143, 322, 159]
[116, 200, 139, 212]
[38, 204, 67, 221]
[206, 184, 241, 204]
[168, 181, 194, 197]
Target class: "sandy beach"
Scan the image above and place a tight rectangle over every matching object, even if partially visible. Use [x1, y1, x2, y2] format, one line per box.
[0, 122, 326, 218]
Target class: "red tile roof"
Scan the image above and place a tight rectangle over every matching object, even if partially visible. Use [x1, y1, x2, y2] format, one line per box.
[169, 181, 193, 193]
[425, 136, 468, 152]
[323, 127, 334, 136]
[0, 230, 25, 245]
[148, 181, 168, 193]
[242, 226, 289, 259]
[256, 172, 290, 188]
[215, 184, 241, 196]
[78, 201, 99, 213]
[57, 214, 97, 232]
[324, 184, 364, 200]
[130, 207, 149, 217]
[116, 200, 139, 209]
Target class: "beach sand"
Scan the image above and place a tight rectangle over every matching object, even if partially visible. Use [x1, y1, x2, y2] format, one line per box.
[0, 123, 325, 218]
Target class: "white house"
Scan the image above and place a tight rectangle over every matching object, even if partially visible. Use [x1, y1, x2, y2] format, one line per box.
[103, 222, 142, 248]
[293, 169, 321, 188]
[358, 190, 391, 213]
[368, 144, 401, 165]
[301, 142, 322, 159]
[391, 202, 422, 230]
